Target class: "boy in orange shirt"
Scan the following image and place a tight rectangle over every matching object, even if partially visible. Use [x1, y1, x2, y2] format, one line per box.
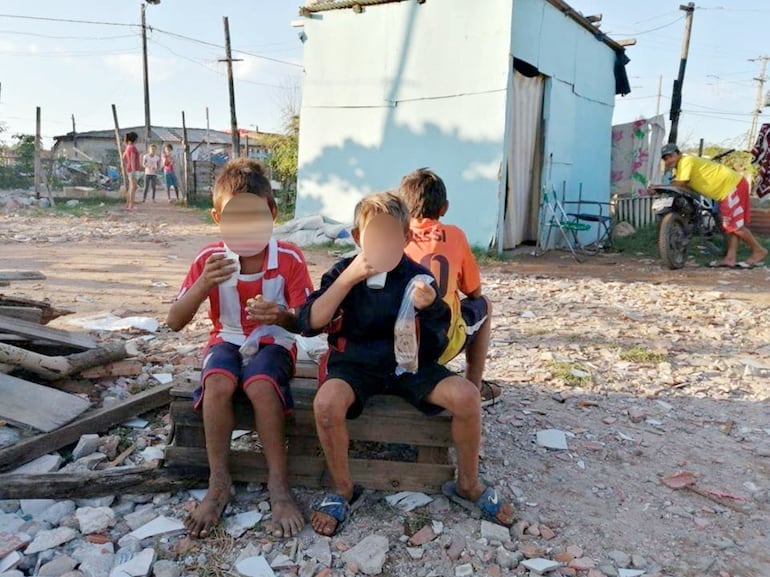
[401, 168, 500, 406]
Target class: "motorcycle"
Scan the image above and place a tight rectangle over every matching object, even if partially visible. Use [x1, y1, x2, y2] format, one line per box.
[650, 184, 725, 269]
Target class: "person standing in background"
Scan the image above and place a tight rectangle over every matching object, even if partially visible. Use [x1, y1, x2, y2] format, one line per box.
[162, 143, 180, 202]
[122, 131, 140, 211]
[142, 143, 161, 202]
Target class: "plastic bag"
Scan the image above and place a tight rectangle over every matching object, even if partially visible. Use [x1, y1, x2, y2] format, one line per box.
[394, 274, 434, 376]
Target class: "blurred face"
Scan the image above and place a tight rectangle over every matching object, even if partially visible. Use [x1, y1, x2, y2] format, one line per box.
[662, 151, 680, 171]
[212, 192, 276, 257]
[150, 145, 157, 154]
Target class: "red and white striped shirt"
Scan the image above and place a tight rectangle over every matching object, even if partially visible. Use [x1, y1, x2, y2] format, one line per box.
[176, 238, 313, 353]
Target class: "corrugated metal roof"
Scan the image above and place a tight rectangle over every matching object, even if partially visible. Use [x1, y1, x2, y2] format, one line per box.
[53, 126, 233, 145]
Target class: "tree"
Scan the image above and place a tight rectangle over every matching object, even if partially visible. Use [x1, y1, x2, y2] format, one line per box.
[266, 114, 299, 192]
[683, 144, 756, 179]
[12, 134, 36, 176]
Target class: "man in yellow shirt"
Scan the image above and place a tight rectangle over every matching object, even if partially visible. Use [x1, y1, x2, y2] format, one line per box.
[662, 143, 767, 268]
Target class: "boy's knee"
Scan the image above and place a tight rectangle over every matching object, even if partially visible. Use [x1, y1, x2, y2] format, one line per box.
[448, 377, 481, 416]
[313, 382, 351, 428]
[203, 374, 237, 399]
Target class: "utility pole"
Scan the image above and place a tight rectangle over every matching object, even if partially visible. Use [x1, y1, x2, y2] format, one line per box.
[668, 2, 695, 144]
[34, 107, 41, 200]
[205, 106, 211, 157]
[747, 56, 769, 150]
[220, 16, 242, 158]
[141, 3, 151, 152]
[656, 75, 663, 116]
[71, 114, 78, 150]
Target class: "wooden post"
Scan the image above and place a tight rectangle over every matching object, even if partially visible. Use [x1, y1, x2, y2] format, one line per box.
[141, 3, 151, 152]
[181, 111, 191, 204]
[668, 2, 695, 144]
[698, 138, 704, 157]
[221, 16, 242, 158]
[112, 104, 127, 194]
[34, 107, 42, 200]
[71, 114, 77, 150]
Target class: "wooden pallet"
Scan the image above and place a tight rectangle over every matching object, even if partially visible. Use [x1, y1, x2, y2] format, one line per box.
[166, 362, 455, 492]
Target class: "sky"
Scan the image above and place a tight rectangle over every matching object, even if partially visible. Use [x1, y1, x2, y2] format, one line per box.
[0, 1, 768, 150]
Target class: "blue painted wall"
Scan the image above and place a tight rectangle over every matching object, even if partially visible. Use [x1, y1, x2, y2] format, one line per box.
[296, 0, 617, 247]
[512, 0, 615, 207]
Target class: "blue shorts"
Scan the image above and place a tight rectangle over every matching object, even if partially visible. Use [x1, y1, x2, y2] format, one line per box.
[164, 172, 178, 188]
[194, 342, 294, 414]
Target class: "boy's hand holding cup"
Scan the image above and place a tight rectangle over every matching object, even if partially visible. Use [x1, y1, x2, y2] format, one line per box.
[201, 251, 239, 289]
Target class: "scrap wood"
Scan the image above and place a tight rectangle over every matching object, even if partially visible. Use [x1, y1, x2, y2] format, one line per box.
[0, 314, 96, 350]
[0, 295, 72, 324]
[0, 306, 43, 323]
[0, 465, 202, 499]
[0, 382, 174, 472]
[0, 341, 127, 381]
[661, 471, 750, 513]
[0, 373, 91, 432]
[0, 271, 46, 282]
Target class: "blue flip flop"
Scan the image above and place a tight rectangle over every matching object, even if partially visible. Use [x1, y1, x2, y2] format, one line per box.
[442, 480, 514, 527]
[311, 485, 364, 536]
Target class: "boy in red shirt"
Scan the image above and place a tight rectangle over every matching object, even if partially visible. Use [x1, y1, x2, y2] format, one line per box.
[167, 159, 313, 539]
[401, 168, 500, 406]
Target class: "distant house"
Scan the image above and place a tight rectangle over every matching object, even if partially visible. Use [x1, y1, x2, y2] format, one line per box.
[52, 126, 233, 165]
[295, 0, 630, 248]
[52, 126, 279, 166]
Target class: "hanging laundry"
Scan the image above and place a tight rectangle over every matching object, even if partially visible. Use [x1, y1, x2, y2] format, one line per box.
[751, 123, 770, 198]
[611, 115, 665, 198]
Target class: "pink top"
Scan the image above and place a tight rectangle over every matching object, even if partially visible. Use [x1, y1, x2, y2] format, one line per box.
[163, 153, 174, 173]
[123, 143, 140, 173]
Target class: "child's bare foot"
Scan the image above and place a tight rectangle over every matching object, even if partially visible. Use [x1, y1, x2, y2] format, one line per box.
[185, 481, 231, 539]
[269, 486, 304, 538]
[746, 246, 768, 266]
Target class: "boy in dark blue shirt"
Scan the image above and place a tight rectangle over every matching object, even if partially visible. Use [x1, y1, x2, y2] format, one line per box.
[298, 191, 514, 536]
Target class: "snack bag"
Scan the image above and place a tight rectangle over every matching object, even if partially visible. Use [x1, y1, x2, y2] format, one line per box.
[394, 274, 433, 375]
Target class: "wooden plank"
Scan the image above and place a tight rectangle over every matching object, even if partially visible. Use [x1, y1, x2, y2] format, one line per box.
[0, 271, 46, 282]
[171, 402, 452, 447]
[165, 446, 455, 492]
[0, 373, 90, 432]
[0, 466, 201, 500]
[171, 377, 446, 420]
[0, 383, 174, 472]
[0, 296, 72, 324]
[0, 315, 96, 350]
[0, 306, 42, 323]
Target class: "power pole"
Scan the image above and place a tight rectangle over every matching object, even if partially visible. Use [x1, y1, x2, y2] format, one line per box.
[205, 106, 211, 156]
[668, 2, 695, 144]
[71, 114, 78, 150]
[141, 3, 151, 152]
[34, 106, 42, 200]
[220, 16, 242, 159]
[747, 56, 769, 150]
[656, 74, 663, 116]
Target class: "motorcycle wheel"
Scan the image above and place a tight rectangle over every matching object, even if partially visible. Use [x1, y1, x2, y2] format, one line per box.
[659, 212, 689, 269]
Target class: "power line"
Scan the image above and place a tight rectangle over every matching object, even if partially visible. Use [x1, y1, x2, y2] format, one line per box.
[0, 12, 302, 68]
[0, 30, 138, 41]
[0, 13, 137, 28]
[610, 16, 684, 37]
[151, 27, 302, 68]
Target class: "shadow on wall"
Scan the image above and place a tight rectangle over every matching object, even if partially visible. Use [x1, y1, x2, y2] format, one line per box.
[296, 120, 503, 243]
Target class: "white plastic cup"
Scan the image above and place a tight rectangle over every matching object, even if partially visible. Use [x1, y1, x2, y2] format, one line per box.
[220, 244, 240, 288]
[366, 272, 387, 289]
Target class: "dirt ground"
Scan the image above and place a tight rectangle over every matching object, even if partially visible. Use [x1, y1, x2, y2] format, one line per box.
[2, 202, 769, 577]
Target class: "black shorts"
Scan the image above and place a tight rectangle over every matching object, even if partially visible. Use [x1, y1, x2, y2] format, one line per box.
[322, 361, 454, 420]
